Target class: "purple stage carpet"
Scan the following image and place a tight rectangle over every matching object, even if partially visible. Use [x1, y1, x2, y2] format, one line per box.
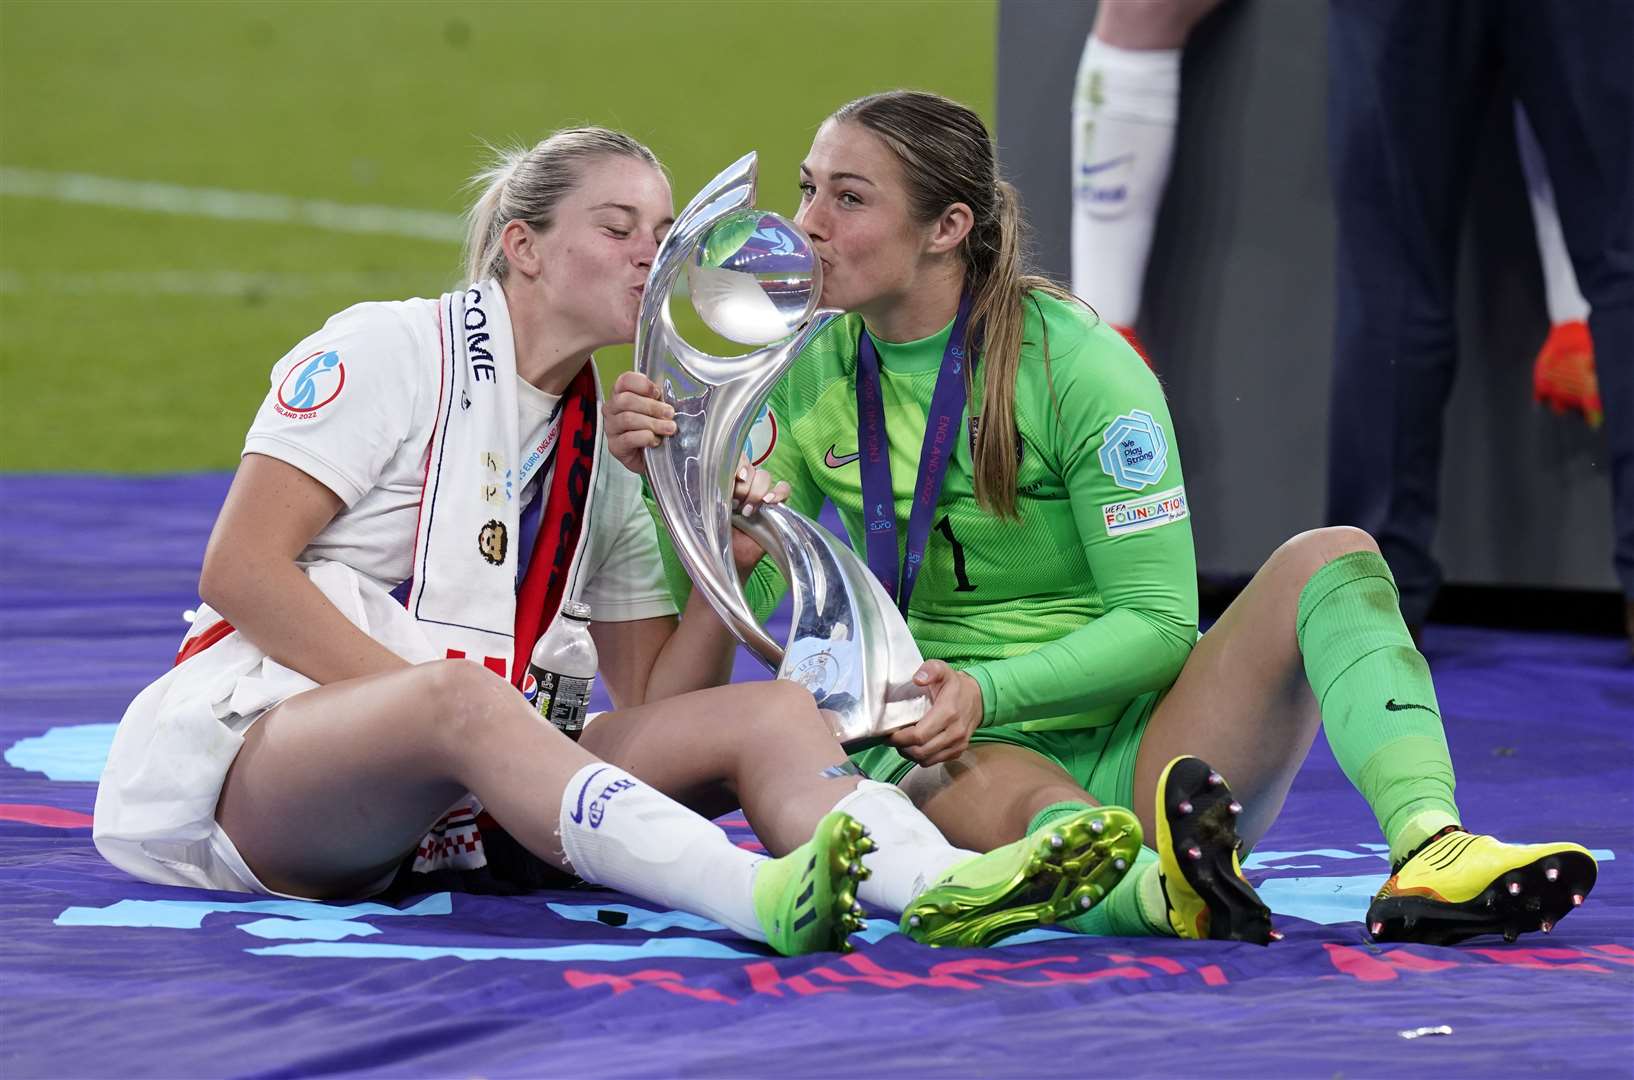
[2, 474, 1630, 1077]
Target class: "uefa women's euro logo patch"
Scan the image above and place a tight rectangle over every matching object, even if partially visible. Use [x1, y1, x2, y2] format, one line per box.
[1098, 409, 1168, 491]
[275, 350, 346, 419]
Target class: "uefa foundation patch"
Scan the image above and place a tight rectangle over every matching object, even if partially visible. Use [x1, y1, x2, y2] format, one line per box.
[1102, 484, 1188, 537]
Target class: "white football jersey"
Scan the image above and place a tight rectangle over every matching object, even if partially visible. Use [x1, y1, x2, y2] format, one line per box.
[242, 299, 676, 623]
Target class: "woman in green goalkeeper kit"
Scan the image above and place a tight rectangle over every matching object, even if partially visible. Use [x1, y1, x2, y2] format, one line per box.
[606, 90, 1596, 946]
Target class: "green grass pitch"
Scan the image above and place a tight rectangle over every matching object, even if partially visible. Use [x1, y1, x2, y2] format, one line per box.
[0, 0, 994, 472]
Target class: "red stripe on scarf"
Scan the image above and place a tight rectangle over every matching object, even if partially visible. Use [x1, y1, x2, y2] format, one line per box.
[511, 364, 598, 686]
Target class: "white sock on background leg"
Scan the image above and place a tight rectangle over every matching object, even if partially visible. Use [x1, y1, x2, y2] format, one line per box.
[557, 762, 766, 941]
[1070, 36, 1181, 327]
[1514, 101, 1589, 325]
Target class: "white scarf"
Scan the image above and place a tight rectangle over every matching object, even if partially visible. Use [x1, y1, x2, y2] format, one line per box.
[405, 280, 604, 683]
[406, 281, 605, 874]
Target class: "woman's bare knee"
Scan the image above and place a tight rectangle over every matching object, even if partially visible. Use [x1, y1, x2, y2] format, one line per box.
[765, 679, 819, 718]
[735, 680, 826, 740]
[1272, 526, 1379, 583]
[416, 659, 527, 756]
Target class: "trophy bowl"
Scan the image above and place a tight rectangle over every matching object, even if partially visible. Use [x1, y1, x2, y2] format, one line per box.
[688, 208, 821, 346]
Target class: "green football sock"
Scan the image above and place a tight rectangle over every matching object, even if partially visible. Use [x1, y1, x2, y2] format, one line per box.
[1297, 551, 1461, 865]
[1027, 802, 1166, 936]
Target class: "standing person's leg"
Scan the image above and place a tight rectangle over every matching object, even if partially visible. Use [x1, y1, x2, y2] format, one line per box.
[1325, 0, 1498, 631]
[1132, 527, 1597, 945]
[218, 660, 871, 955]
[1507, 0, 1634, 646]
[1071, 0, 1225, 348]
[1513, 103, 1602, 428]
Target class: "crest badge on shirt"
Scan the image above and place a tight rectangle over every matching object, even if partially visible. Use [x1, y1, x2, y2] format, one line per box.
[966, 415, 1026, 466]
[477, 519, 508, 566]
[274, 350, 345, 419]
[1097, 409, 1169, 491]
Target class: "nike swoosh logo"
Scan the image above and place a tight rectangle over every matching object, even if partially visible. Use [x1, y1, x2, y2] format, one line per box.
[1384, 699, 1439, 716]
[1079, 154, 1133, 177]
[825, 446, 860, 468]
[569, 765, 611, 824]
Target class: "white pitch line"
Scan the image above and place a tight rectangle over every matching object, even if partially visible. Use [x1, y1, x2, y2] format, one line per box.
[0, 166, 464, 243]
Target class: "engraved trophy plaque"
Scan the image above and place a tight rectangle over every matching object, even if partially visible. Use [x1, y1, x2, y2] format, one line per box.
[635, 152, 930, 747]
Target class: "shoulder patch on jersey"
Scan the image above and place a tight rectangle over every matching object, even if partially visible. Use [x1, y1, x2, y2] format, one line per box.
[1097, 408, 1168, 491]
[1102, 484, 1188, 538]
[743, 404, 778, 466]
[275, 350, 346, 419]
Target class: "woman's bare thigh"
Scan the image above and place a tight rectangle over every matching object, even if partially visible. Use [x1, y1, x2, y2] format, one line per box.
[1132, 529, 1376, 848]
[216, 664, 499, 898]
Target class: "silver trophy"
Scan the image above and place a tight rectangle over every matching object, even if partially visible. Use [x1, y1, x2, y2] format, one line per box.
[636, 152, 930, 747]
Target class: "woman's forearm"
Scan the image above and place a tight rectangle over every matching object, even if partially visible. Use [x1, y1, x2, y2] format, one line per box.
[201, 554, 411, 685]
[640, 587, 745, 701]
[963, 606, 1195, 727]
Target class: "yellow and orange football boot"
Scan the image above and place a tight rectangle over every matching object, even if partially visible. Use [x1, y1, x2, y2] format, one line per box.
[1367, 826, 1597, 946]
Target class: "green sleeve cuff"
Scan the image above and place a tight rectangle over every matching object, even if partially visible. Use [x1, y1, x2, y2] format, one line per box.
[964, 664, 1000, 728]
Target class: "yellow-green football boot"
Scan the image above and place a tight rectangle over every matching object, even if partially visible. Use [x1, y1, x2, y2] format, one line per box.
[900, 805, 1141, 948]
[1156, 756, 1277, 944]
[751, 810, 874, 955]
[1367, 827, 1597, 945]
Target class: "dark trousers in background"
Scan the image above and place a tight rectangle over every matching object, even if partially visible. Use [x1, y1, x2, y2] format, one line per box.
[1325, 0, 1634, 624]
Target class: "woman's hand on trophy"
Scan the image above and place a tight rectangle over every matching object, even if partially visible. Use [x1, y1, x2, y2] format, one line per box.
[887, 660, 984, 767]
[731, 453, 788, 517]
[728, 454, 788, 577]
[603, 371, 676, 476]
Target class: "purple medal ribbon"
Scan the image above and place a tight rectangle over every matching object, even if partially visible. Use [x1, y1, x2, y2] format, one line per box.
[855, 291, 975, 614]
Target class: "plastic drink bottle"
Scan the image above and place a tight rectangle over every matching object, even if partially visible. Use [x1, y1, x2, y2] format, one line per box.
[525, 600, 597, 740]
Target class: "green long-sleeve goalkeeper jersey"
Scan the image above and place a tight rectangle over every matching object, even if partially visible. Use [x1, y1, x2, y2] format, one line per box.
[663, 290, 1199, 731]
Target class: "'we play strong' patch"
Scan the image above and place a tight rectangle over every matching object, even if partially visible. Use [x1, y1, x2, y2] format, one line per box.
[1102, 485, 1189, 538]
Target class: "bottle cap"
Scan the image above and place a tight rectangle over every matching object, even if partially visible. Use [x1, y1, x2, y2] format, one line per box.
[562, 600, 592, 621]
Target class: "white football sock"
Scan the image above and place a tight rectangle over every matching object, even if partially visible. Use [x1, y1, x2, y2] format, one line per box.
[557, 762, 766, 942]
[830, 780, 974, 911]
[1070, 36, 1181, 328]
[1514, 102, 1589, 325]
